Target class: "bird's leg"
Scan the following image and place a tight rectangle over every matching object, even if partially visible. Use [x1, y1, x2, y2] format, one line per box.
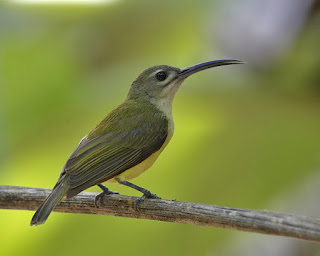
[94, 183, 119, 207]
[116, 179, 161, 211]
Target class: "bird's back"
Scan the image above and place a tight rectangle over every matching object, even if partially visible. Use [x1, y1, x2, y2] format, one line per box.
[57, 99, 170, 198]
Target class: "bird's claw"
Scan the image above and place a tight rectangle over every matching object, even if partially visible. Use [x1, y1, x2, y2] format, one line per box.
[94, 190, 119, 208]
[134, 192, 161, 211]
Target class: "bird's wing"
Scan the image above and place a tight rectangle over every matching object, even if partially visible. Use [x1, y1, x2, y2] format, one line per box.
[62, 113, 168, 197]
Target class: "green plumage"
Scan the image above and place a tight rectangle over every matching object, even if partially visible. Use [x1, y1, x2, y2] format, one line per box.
[64, 99, 168, 198]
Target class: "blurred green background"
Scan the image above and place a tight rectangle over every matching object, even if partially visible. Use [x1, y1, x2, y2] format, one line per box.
[1, 0, 320, 255]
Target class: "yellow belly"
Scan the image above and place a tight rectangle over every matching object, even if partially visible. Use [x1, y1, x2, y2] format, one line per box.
[110, 131, 173, 183]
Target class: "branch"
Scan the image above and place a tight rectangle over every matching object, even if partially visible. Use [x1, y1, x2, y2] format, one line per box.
[0, 185, 319, 242]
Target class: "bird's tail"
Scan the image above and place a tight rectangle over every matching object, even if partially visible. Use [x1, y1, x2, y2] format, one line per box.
[30, 181, 69, 226]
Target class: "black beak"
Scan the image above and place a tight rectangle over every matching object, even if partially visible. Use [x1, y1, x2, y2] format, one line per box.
[179, 59, 244, 79]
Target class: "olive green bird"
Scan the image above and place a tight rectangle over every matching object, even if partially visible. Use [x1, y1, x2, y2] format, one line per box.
[30, 59, 243, 226]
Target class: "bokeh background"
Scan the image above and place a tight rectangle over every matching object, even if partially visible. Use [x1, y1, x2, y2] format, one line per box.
[1, 0, 320, 255]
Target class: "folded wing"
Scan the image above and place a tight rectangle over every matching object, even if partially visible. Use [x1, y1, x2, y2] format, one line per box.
[60, 105, 168, 198]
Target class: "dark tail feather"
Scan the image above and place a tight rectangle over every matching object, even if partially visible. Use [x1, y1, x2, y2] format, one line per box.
[30, 181, 69, 226]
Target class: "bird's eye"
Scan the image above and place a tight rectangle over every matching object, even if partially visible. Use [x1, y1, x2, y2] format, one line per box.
[155, 71, 167, 81]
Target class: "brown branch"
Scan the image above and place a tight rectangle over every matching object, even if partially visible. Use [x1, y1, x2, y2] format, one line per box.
[0, 185, 319, 242]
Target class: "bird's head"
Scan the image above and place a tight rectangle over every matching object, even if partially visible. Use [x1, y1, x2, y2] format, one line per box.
[127, 59, 244, 104]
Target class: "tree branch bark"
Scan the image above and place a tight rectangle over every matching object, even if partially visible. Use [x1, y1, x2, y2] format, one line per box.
[0, 185, 319, 242]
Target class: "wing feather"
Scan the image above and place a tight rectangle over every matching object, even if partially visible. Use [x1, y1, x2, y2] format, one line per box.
[61, 102, 169, 198]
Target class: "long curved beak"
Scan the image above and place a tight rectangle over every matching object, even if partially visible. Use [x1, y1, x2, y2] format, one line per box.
[179, 59, 244, 79]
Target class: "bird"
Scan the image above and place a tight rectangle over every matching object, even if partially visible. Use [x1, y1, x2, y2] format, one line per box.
[30, 59, 243, 226]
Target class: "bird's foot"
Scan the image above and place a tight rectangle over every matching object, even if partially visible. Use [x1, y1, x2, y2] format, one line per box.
[95, 184, 119, 207]
[134, 191, 161, 211]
